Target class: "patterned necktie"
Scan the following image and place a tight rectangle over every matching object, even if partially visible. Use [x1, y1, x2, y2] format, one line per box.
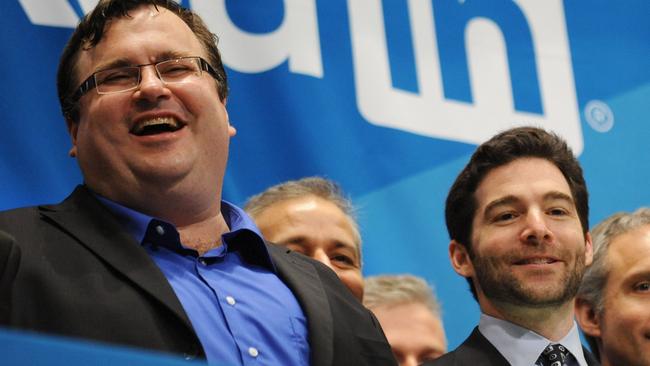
[535, 343, 571, 366]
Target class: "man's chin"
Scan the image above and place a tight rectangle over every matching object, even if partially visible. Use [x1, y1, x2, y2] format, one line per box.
[482, 281, 576, 308]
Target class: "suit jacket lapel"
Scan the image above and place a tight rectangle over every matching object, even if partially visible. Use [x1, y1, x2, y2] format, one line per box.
[39, 185, 193, 331]
[267, 244, 334, 366]
[457, 327, 511, 365]
[582, 346, 601, 366]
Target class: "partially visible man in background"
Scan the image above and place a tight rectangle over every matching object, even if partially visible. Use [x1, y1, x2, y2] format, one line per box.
[245, 176, 364, 300]
[364, 274, 447, 366]
[575, 207, 650, 366]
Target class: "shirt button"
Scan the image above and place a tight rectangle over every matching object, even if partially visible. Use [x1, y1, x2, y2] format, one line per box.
[226, 296, 236, 306]
[199, 258, 207, 266]
[248, 347, 259, 358]
[155, 225, 165, 235]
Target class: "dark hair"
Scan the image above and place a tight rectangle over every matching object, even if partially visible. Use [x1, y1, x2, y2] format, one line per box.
[57, 0, 228, 122]
[445, 126, 589, 299]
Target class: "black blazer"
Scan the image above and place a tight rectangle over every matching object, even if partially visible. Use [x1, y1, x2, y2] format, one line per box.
[0, 186, 396, 366]
[426, 327, 600, 366]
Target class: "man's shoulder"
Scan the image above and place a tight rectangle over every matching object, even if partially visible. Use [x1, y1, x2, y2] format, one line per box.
[266, 242, 359, 295]
[265, 242, 352, 296]
[265, 242, 397, 366]
[0, 185, 105, 245]
[0, 186, 88, 219]
[0, 204, 45, 231]
[425, 327, 510, 366]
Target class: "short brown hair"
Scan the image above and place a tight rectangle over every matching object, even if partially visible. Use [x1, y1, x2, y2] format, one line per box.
[445, 126, 589, 299]
[57, 0, 228, 122]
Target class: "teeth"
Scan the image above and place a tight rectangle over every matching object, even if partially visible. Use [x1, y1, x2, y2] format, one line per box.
[520, 258, 554, 264]
[131, 117, 181, 135]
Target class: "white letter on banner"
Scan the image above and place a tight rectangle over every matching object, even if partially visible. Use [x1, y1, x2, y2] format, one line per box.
[191, 0, 323, 78]
[77, 0, 101, 14]
[18, 0, 79, 27]
[348, 0, 583, 154]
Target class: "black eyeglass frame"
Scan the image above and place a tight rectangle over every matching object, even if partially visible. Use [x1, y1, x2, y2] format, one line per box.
[70, 56, 220, 102]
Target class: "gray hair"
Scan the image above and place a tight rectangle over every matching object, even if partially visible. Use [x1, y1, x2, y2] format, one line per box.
[244, 176, 361, 247]
[363, 274, 442, 318]
[577, 207, 650, 314]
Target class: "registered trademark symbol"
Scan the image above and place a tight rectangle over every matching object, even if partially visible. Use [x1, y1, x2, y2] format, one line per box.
[584, 100, 614, 133]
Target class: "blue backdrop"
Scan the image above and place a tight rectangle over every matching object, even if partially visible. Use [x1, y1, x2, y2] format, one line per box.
[1, 0, 648, 349]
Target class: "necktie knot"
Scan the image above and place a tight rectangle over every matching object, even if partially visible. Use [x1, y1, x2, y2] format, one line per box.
[536, 343, 571, 366]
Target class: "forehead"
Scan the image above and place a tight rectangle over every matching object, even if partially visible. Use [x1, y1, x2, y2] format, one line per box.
[372, 302, 445, 345]
[76, 5, 205, 75]
[264, 196, 348, 222]
[256, 196, 359, 243]
[607, 224, 650, 271]
[474, 157, 572, 207]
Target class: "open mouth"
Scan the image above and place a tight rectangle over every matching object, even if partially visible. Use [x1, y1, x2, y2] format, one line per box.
[130, 117, 186, 136]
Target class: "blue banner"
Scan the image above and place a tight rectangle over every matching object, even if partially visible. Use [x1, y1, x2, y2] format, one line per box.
[1, 0, 648, 348]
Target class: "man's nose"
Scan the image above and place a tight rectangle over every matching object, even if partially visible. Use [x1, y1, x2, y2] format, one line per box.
[134, 66, 169, 101]
[400, 355, 419, 366]
[313, 249, 334, 270]
[521, 210, 553, 244]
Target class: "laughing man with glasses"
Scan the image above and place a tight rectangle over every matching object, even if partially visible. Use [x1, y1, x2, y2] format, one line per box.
[0, 1, 397, 365]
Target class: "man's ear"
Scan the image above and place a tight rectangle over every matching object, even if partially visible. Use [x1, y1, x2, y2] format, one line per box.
[449, 240, 474, 278]
[574, 297, 602, 339]
[66, 117, 79, 158]
[584, 232, 594, 267]
[222, 98, 236, 137]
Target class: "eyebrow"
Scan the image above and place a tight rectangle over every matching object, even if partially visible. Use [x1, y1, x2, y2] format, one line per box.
[543, 191, 575, 205]
[624, 269, 650, 283]
[94, 57, 135, 73]
[93, 51, 191, 72]
[482, 195, 518, 220]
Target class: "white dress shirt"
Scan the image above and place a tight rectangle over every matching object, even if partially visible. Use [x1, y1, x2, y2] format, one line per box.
[478, 314, 588, 366]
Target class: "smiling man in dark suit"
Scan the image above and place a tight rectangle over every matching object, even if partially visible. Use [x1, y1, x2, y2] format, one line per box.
[428, 127, 599, 366]
[0, 1, 396, 365]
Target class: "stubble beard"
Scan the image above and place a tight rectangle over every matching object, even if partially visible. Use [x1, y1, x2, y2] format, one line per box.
[471, 249, 587, 308]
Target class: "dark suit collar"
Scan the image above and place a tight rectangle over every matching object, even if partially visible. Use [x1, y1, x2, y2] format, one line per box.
[266, 243, 334, 366]
[424, 327, 510, 365]
[38, 185, 194, 332]
[582, 347, 601, 366]
[427, 327, 600, 366]
[460, 327, 511, 365]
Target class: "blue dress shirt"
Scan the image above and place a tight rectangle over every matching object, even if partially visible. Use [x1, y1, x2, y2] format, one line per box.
[96, 196, 310, 366]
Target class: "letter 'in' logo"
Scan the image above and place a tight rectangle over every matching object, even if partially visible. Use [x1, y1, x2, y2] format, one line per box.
[348, 0, 583, 154]
[20, 0, 583, 153]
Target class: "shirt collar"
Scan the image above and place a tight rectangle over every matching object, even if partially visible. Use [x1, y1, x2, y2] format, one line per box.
[94, 193, 275, 270]
[478, 313, 589, 366]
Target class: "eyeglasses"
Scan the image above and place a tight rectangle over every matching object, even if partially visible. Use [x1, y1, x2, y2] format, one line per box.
[71, 56, 219, 101]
